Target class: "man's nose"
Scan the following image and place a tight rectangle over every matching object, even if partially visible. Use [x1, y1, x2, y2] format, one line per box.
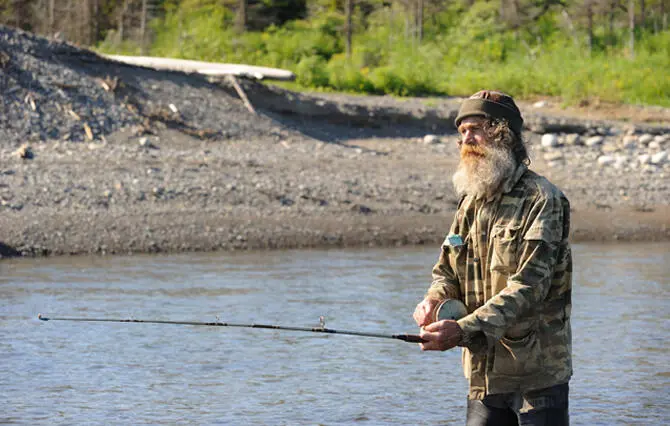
[462, 130, 476, 145]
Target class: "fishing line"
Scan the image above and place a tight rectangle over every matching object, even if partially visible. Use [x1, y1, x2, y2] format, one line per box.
[37, 314, 426, 344]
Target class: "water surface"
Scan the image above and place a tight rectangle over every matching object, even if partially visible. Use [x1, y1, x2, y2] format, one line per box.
[1, 243, 668, 425]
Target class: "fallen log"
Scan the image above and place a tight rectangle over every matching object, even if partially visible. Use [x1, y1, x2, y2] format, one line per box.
[102, 54, 295, 81]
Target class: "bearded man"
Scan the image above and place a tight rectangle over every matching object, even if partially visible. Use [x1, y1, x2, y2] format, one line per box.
[413, 91, 572, 426]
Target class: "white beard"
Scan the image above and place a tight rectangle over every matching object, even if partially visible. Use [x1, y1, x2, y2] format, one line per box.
[452, 144, 517, 199]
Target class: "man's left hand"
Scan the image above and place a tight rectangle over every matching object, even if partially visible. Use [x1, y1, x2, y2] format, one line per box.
[419, 320, 463, 351]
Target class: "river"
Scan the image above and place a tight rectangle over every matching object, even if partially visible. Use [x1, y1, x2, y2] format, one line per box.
[1, 243, 668, 425]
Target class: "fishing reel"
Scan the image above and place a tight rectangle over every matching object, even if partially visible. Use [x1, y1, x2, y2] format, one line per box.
[432, 299, 468, 322]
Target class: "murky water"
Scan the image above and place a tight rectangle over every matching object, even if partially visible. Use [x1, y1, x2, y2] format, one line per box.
[1, 243, 668, 425]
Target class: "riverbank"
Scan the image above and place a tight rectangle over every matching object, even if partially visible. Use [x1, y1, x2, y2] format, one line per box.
[1, 125, 669, 258]
[1, 26, 669, 257]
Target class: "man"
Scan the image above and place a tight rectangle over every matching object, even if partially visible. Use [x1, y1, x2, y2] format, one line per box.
[413, 90, 572, 426]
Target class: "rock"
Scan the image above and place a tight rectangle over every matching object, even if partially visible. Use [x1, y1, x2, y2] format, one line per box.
[653, 134, 668, 144]
[423, 134, 441, 144]
[585, 136, 604, 147]
[14, 144, 34, 159]
[638, 154, 651, 164]
[139, 137, 159, 149]
[544, 151, 564, 162]
[533, 100, 548, 108]
[638, 134, 654, 145]
[648, 141, 661, 150]
[650, 151, 668, 165]
[564, 134, 581, 146]
[541, 134, 559, 148]
[597, 155, 615, 166]
[613, 155, 629, 169]
[602, 143, 619, 154]
[621, 135, 637, 149]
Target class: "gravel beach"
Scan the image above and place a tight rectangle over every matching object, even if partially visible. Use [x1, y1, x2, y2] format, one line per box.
[1, 26, 669, 257]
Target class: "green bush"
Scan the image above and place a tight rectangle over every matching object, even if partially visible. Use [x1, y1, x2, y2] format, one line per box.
[98, 1, 670, 107]
[295, 55, 329, 87]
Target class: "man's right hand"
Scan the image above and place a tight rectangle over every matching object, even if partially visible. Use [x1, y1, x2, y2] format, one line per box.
[413, 298, 441, 327]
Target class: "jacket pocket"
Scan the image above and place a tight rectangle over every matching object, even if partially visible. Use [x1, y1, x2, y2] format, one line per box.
[443, 241, 467, 284]
[492, 331, 542, 377]
[490, 224, 521, 275]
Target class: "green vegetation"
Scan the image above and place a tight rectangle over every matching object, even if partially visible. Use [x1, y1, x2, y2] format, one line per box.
[93, 1, 670, 107]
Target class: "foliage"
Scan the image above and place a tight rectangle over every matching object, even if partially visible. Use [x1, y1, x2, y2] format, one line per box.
[90, 0, 670, 106]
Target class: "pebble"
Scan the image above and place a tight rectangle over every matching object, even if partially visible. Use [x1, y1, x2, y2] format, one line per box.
[541, 134, 559, 148]
[621, 135, 637, 149]
[543, 151, 564, 162]
[638, 134, 654, 145]
[585, 136, 604, 147]
[597, 155, 615, 166]
[650, 151, 668, 165]
[564, 134, 581, 146]
[423, 134, 441, 144]
[14, 144, 34, 159]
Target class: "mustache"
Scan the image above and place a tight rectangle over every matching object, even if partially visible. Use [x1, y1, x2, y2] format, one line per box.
[460, 144, 487, 157]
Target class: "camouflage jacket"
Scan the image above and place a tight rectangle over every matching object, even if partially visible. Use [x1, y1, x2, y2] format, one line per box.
[426, 164, 572, 399]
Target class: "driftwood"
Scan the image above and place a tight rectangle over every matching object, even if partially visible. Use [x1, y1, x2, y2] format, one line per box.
[226, 75, 256, 115]
[102, 54, 295, 81]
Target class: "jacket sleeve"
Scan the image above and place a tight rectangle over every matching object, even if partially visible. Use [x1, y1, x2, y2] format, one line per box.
[457, 192, 566, 342]
[425, 248, 461, 301]
[425, 211, 462, 301]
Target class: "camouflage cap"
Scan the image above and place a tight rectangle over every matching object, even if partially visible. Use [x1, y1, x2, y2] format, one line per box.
[455, 90, 524, 135]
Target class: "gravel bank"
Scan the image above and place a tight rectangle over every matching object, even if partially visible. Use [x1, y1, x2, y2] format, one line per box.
[1, 26, 669, 257]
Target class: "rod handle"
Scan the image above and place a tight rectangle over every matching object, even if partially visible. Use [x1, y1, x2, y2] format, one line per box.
[397, 334, 427, 343]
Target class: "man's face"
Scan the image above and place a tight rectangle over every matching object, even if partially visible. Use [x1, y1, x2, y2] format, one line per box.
[457, 116, 490, 161]
[452, 116, 516, 198]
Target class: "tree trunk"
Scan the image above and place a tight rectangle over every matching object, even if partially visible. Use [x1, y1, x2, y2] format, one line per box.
[662, 0, 668, 30]
[609, 0, 615, 46]
[629, 0, 635, 59]
[141, 0, 148, 53]
[48, 0, 55, 35]
[14, 0, 32, 30]
[417, 0, 423, 44]
[236, 0, 247, 34]
[586, 0, 593, 54]
[118, 0, 126, 43]
[92, 0, 99, 44]
[345, 0, 353, 59]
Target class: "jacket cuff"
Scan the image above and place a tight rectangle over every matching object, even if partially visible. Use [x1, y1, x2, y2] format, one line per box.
[457, 313, 480, 344]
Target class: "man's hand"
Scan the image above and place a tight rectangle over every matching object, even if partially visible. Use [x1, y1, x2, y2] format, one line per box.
[419, 320, 463, 351]
[413, 298, 440, 327]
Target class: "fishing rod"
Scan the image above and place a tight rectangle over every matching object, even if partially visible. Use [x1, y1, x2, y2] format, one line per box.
[37, 314, 427, 344]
